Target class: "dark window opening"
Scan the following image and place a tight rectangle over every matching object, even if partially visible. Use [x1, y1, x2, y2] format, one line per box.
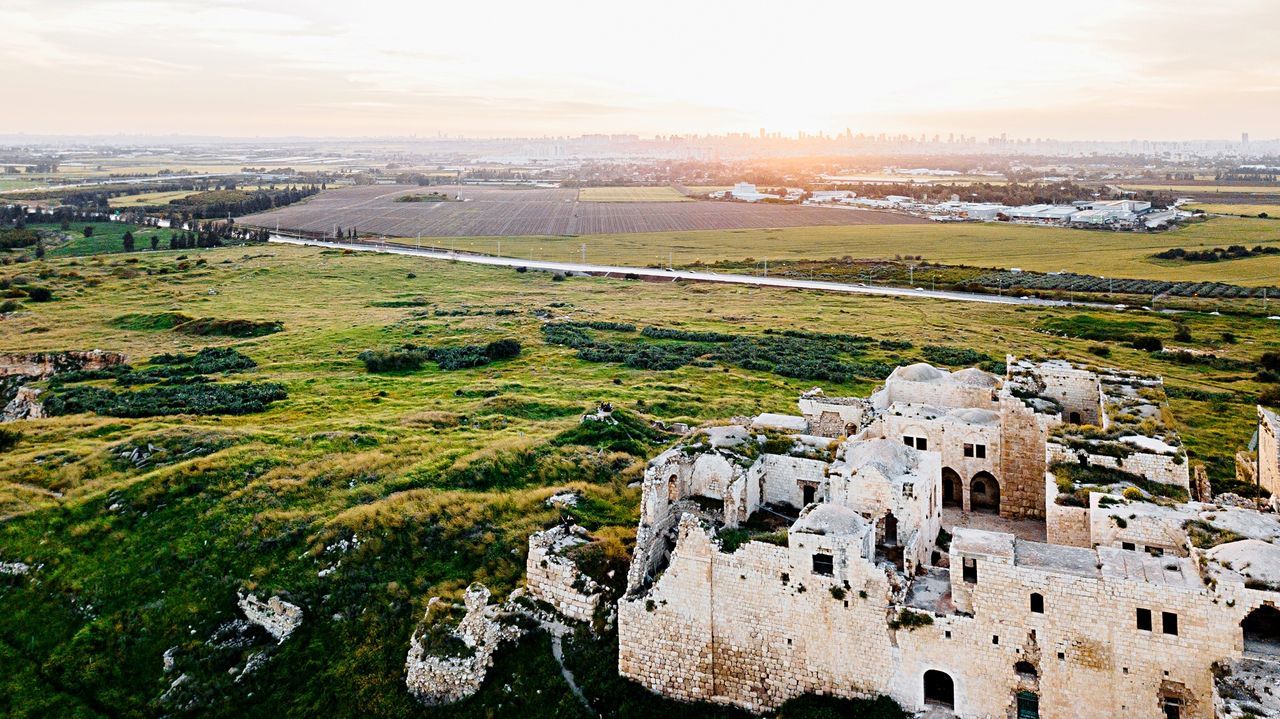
[916, 437, 928, 450]
[1069, 411, 1082, 425]
[964, 443, 987, 458]
[802, 484, 816, 506]
[992, 635, 999, 645]
[962, 557, 978, 584]
[1147, 546, 1165, 557]
[1015, 661, 1037, 677]
[1017, 691, 1040, 719]
[1242, 604, 1280, 656]
[812, 553, 834, 576]
[923, 670, 954, 708]
[1030, 592, 1044, 614]
[903, 435, 914, 447]
[1163, 697, 1183, 719]
[1122, 542, 1136, 551]
[1162, 612, 1179, 636]
[1137, 608, 1153, 631]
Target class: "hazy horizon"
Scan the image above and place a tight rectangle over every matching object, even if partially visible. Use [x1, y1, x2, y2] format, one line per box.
[3, 0, 1278, 142]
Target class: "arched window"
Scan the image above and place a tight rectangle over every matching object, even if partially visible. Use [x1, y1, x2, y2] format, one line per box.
[1242, 604, 1280, 656]
[923, 670, 954, 708]
[1015, 661, 1037, 677]
[1030, 592, 1044, 614]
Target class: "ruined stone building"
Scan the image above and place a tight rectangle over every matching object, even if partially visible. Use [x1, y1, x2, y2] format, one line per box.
[614, 359, 1280, 718]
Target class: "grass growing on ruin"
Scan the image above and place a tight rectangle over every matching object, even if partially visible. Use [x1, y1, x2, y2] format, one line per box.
[0, 242, 1276, 717]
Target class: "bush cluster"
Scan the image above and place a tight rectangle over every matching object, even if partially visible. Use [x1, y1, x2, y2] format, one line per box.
[44, 381, 286, 418]
[358, 339, 521, 373]
[920, 345, 992, 367]
[1154, 245, 1280, 262]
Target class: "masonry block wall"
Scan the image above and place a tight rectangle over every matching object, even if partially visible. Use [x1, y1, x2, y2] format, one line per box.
[999, 396, 1047, 519]
[1259, 407, 1280, 509]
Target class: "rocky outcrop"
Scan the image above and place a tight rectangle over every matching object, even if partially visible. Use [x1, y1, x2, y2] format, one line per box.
[3, 386, 44, 422]
[404, 584, 523, 706]
[237, 592, 303, 643]
[0, 350, 127, 378]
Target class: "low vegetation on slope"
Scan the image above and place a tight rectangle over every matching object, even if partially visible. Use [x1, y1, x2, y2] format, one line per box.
[0, 243, 1274, 717]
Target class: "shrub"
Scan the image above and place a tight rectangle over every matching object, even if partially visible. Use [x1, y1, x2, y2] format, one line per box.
[888, 609, 933, 630]
[921, 345, 991, 367]
[0, 427, 21, 452]
[1087, 344, 1111, 358]
[483, 339, 521, 361]
[44, 381, 286, 418]
[174, 317, 283, 338]
[0, 299, 19, 313]
[358, 348, 426, 372]
[1261, 387, 1280, 408]
[22, 286, 52, 302]
[1128, 336, 1163, 352]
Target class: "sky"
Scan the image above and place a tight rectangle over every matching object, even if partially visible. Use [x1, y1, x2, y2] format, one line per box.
[2, 0, 1277, 141]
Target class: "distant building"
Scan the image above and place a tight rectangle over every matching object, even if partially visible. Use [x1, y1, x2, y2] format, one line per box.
[713, 182, 780, 203]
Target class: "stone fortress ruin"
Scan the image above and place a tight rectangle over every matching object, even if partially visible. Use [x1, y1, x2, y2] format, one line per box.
[607, 357, 1280, 718]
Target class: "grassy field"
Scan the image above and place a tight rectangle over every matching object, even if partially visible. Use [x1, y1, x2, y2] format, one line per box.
[0, 243, 1275, 717]
[107, 190, 200, 208]
[28, 222, 170, 258]
[578, 187, 691, 202]
[1119, 184, 1280, 195]
[418, 216, 1280, 286]
[1187, 203, 1280, 218]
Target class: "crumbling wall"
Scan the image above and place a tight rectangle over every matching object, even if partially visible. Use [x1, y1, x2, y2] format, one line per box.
[1035, 366, 1103, 425]
[525, 525, 602, 623]
[405, 584, 522, 706]
[998, 396, 1047, 519]
[1048, 443, 1190, 490]
[0, 350, 127, 378]
[1259, 407, 1280, 511]
[237, 592, 303, 643]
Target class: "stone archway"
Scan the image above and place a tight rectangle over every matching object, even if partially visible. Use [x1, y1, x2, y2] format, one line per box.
[941, 467, 963, 508]
[1242, 604, 1280, 658]
[971, 471, 1000, 514]
[923, 670, 954, 708]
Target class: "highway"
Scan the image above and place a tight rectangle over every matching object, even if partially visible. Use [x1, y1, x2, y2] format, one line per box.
[269, 234, 1108, 309]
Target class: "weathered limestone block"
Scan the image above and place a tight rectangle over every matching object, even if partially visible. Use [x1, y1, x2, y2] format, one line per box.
[3, 385, 45, 421]
[526, 524, 603, 623]
[237, 592, 303, 643]
[404, 584, 523, 706]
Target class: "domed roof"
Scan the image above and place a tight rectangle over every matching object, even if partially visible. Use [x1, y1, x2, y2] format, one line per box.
[949, 407, 1001, 426]
[1207, 539, 1280, 586]
[792, 503, 866, 536]
[891, 362, 949, 383]
[844, 438, 916, 476]
[951, 367, 1000, 387]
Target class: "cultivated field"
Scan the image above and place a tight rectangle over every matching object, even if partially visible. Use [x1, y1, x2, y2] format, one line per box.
[107, 190, 200, 208]
[578, 186, 691, 202]
[242, 184, 926, 238]
[1119, 183, 1280, 195]
[385, 216, 1280, 286]
[1186, 203, 1280, 218]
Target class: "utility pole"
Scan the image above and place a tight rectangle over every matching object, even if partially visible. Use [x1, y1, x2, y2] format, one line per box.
[581, 243, 586, 264]
[908, 263, 915, 286]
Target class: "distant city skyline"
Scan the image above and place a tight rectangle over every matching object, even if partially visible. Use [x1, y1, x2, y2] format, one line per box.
[3, 0, 1278, 141]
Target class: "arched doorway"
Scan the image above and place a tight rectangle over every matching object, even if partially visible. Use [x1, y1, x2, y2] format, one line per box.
[941, 467, 963, 508]
[923, 670, 954, 708]
[881, 513, 898, 546]
[971, 472, 1000, 513]
[1242, 604, 1280, 657]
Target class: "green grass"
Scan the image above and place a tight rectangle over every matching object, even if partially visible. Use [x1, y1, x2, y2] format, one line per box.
[0, 243, 1275, 717]
[397, 216, 1280, 286]
[1186, 203, 1280, 219]
[35, 223, 169, 258]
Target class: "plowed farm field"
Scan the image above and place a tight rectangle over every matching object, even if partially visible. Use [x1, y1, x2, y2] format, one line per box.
[242, 184, 927, 238]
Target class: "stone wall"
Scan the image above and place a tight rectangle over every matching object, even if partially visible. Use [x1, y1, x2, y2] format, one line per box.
[1048, 442, 1190, 490]
[620, 513, 1272, 718]
[237, 592, 303, 643]
[1088, 494, 1193, 556]
[1035, 365, 1103, 425]
[1045, 474, 1092, 547]
[999, 396, 1048, 519]
[525, 525, 601, 623]
[1259, 407, 1280, 511]
[405, 585, 522, 706]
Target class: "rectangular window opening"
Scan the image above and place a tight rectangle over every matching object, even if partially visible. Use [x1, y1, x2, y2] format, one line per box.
[1137, 608, 1153, 631]
[812, 553, 834, 576]
[1162, 612, 1178, 636]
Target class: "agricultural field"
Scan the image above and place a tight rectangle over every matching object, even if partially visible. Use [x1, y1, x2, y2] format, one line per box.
[1118, 183, 1280, 195]
[0, 242, 1277, 718]
[241, 184, 925, 238]
[577, 186, 691, 202]
[27, 222, 170, 258]
[1186, 202, 1280, 218]
[108, 190, 200, 208]
[395, 216, 1280, 287]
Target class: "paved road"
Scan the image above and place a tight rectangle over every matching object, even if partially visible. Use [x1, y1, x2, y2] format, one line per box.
[269, 234, 1107, 308]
